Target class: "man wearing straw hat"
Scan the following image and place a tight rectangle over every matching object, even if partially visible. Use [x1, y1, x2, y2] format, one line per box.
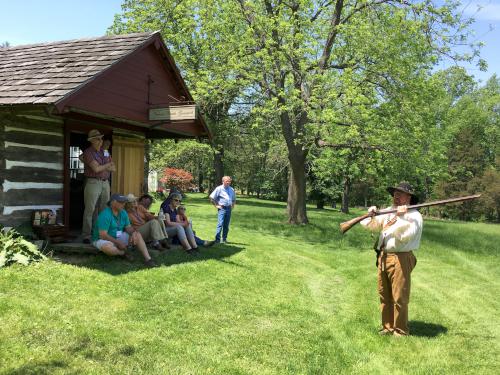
[81, 129, 116, 244]
[360, 182, 423, 337]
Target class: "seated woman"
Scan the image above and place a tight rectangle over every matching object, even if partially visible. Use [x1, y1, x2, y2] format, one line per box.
[160, 195, 215, 247]
[92, 193, 156, 268]
[160, 193, 200, 255]
[125, 194, 170, 251]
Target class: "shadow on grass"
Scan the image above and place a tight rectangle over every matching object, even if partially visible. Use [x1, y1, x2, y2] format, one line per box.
[234, 207, 373, 249]
[236, 199, 288, 210]
[410, 320, 448, 338]
[6, 360, 67, 375]
[56, 244, 245, 275]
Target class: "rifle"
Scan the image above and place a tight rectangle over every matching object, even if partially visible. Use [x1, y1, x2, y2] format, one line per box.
[339, 194, 481, 234]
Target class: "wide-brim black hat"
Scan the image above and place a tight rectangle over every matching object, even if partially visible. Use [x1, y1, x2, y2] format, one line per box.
[387, 182, 419, 205]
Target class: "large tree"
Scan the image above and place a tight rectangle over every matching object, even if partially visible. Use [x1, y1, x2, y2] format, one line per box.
[229, 0, 482, 223]
[111, 0, 481, 223]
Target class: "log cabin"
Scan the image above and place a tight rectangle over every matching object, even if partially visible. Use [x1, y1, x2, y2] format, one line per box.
[0, 32, 209, 229]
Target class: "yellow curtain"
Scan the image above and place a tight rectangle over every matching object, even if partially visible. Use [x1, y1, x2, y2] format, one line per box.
[111, 136, 145, 196]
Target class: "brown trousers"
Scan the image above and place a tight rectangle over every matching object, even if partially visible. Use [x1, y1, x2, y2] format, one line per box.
[378, 251, 417, 335]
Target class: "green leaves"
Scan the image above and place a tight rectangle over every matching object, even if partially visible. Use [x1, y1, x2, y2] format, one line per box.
[435, 75, 500, 221]
[0, 229, 46, 269]
[109, 0, 491, 219]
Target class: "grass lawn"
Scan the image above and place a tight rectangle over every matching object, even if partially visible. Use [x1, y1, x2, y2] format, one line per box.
[1, 193, 499, 374]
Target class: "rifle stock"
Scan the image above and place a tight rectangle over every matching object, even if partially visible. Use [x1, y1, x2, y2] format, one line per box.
[339, 194, 481, 234]
[339, 213, 372, 234]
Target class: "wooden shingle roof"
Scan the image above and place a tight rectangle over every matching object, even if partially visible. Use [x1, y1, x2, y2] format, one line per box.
[0, 32, 157, 105]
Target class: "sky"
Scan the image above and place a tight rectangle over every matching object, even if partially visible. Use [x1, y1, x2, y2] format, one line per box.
[0, 0, 499, 84]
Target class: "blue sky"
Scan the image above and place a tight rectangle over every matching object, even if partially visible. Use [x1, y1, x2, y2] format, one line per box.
[0, 0, 498, 84]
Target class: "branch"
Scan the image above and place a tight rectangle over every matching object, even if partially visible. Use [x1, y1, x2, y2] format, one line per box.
[329, 62, 357, 70]
[310, 0, 334, 22]
[316, 139, 384, 151]
[318, 0, 345, 70]
[341, 0, 394, 25]
[332, 120, 353, 127]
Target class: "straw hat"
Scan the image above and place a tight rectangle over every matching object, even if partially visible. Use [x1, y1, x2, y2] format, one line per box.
[126, 193, 138, 202]
[87, 129, 104, 140]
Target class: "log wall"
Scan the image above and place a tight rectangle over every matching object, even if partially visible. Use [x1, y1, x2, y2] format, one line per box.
[0, 113, 64, 226]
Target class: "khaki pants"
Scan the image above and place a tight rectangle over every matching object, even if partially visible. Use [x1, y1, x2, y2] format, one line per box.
[136, 219, 168, 243]
[378, 251, 417, 335]
[82, 178, 110, 238]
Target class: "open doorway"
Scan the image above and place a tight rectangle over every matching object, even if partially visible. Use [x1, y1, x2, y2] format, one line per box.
[67, 130, 113, 231]
[68, 132, 87, 230]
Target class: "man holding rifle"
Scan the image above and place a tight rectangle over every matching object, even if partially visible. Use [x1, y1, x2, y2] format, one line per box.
[360, 182, 423, 337]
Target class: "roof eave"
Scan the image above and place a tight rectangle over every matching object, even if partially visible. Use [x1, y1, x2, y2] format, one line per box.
[51, 32, 161, 114]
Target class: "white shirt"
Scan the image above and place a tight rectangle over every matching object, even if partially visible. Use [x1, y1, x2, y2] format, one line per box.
[360, 207, 423, 252]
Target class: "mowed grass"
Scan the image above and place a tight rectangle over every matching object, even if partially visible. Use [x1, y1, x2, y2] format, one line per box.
[0, 194, 499, 374]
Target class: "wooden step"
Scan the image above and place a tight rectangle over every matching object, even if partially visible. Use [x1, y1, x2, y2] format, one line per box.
[50, 242, 100, 255]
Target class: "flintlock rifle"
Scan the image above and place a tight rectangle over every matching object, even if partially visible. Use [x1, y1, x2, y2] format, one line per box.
[339, 194, 482, 234]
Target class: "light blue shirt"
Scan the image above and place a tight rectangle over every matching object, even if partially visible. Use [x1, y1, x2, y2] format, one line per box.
[210, 185, 236, 207]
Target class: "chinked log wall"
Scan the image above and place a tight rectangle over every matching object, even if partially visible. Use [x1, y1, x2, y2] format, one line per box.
[0, 113, 64, 226]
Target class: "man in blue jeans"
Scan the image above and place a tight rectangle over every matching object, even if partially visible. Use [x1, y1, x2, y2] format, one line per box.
[210, 176, 236, 244]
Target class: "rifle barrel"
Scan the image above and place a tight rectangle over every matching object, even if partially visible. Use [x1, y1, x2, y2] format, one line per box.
[375, 194, 482, 216]
[339, 194, 481, 234]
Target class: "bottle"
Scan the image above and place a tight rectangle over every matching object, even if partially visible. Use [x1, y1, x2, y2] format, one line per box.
[158, 210, 165, 221]
[47, 209, 56, 225]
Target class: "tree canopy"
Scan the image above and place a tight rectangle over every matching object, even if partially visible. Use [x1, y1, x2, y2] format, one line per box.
[110, 0, 497, 223]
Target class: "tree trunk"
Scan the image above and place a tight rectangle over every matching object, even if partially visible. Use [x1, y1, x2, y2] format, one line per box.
[213, 147, 224, 190]
[341, 177, 350, 213]
[198, 169, 204, 193]
[279, 108, 309, 224]
[287, 152, 308, 224]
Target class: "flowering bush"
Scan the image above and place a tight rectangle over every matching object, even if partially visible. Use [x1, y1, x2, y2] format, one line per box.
[160, 168, 194, 193]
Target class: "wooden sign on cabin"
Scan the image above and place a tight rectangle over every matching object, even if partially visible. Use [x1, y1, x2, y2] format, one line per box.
[149, 105, 197, 121]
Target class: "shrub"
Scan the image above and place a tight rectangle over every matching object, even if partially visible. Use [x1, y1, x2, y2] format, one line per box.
[0, 229, 46, 268]
[160, 168, 194, 193]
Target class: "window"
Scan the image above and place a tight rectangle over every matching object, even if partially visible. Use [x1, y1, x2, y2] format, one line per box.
[69, 147, 84, 178]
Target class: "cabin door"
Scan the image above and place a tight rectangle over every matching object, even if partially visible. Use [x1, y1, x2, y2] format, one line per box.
[110, 135, 145, 196]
